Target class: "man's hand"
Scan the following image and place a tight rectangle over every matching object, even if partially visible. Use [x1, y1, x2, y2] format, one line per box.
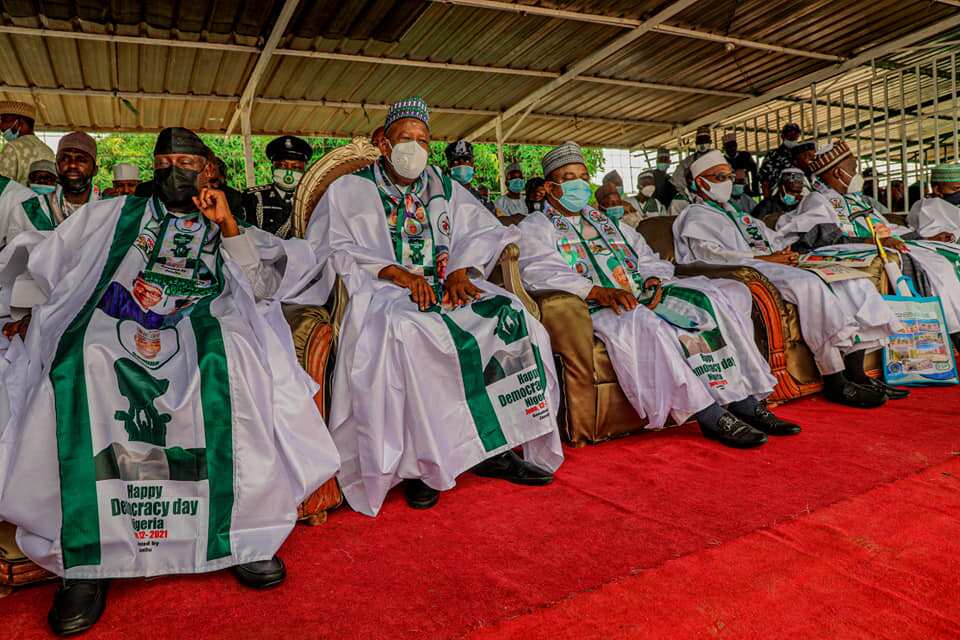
[586, 286, 637, 315]
[759, 249, 799, 266]
[193, 188, 239, 238]
[379, 265, 437, 311]
[443, 268, 483, 308]
[641, 277, 664, 310]
[881, 237, 909, 253]
[2, 315, 30, 340]
[930, 232, 956, 243]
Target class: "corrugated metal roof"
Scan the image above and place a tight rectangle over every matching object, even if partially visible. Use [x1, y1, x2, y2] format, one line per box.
[0, 0, 958, 147]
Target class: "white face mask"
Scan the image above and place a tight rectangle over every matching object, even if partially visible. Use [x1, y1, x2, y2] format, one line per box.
[388, 140, 429, 180]
[704, 178, 733, 204]
[783, 140, 799, 149]
[640, 185, 656, 197]
[845, 172, 864, 195]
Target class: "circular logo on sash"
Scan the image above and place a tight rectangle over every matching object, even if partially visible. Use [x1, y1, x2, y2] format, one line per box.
[405, 218, 424, 236]
[741, 215, 752, 224]
[589, 211, 605, 222]
[624, 258, 637, 270]
[438, 212, 451, 237]
[174, 217, 203, 233]
[553, 218, 569, 232]
[574, 261, 589, 275]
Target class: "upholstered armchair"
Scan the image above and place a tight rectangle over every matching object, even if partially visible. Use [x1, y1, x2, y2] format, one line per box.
[285, 137, 539, 520]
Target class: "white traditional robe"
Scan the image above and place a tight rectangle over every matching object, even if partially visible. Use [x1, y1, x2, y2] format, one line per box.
[907, 197, 960, 239]
[781, 187, 960, 334]
[494, 194, 529, 217]
[308, 163, 563, 517]
[0, 176, 52, 248]
[674, 198, 899, 375]
[0, 195, 339, 579]
[517, 207, 776, 429]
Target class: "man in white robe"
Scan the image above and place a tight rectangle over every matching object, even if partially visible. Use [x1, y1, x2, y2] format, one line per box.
[674, 150, 901, 407]
[778, 142, 960, 351]
[907, 163, 960, 242]
[0, 173, 51, 247]
[307, 97, 562, 516]
[517, 142, 800, 449]
[495, 162, 530, 217]
[0, 128, 339, 636]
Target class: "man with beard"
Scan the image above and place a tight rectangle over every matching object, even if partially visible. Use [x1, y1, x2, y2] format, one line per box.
[46, 132, 99, 224]
[0, 127, 339, 635]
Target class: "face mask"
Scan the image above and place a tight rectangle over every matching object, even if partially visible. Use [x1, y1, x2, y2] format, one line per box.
[783, 140, 799, 149]
[450, 165, 474, 185]
[732, 184, 745, 197]
[508, 178, 526, 193]
[604, 205, 625, 220]
[388, 140, 429, 180]
[552, 179, 592, 212]
[782, 193, 798, 206]
[59, 173, 92, 195]
[843, 171, 864, 195]
[273, 168, 303, 192]
[943, 191, 960, 206]
[696, 143, 711, 153]
[724, 145, 738, 156]
[531, 201, 543, 211]
[640, 185, 656, 198]
[656, 162, 669, 172]
[703, 178, 733, 204]
[155, 166, 200, 210]
[29, 184, 55, 196]
[1, 126, 19, 142]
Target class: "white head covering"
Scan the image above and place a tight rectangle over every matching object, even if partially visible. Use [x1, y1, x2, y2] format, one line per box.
[690, 150, 728, 179]
[112, 163, 139, 181]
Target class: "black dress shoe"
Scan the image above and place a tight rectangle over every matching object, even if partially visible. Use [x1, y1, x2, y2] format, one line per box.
[404, 479, 440, 509]
[472, 450, 553, 485]
[866, 377, 910, 400]
[824, 380, 887, 408]
[700, 413, 768, 448]
[48, 579, 109, 636]
[736, 404, 802, 436]
[232, 556, 286, 589]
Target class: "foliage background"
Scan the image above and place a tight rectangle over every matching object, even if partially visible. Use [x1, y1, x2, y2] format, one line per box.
[91, 134, 605, 194]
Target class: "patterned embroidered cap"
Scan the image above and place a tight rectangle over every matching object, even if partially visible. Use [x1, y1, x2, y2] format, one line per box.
[384, 96, 430, 133]
[809, 139, 853, 176]
[0, 100, 36, 120]
[931, 163, 960, 183]
[541, 141, 585, 178]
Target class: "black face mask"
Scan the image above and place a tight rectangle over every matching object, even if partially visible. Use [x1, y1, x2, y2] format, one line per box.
[154, 166, 200, 210]
[59, 173, 92, 195]
[944, 191, 960, 206]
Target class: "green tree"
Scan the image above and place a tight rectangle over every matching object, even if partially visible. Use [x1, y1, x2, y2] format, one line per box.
[93, 134, 604, 196]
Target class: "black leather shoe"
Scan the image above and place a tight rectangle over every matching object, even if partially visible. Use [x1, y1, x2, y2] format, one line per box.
[736, 404, 802, 436]
[233, 556, 286, 589]
[48, 579, 109, 636]
[404, 479, 440, 509]
[472, 450, 553, 485]
[700, 413, 768, 448]
[824, 380, 887, 408]
[866, 377, 910, 400]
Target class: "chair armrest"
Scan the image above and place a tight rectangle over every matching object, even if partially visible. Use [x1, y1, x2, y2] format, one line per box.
[498, 243, 540, 321]
[283, 303, 335, 419]
[534, 291, 597, 374]
[674, 262, 786, 311]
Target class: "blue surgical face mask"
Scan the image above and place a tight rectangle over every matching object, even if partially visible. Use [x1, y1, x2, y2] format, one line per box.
[508, 178, 526, 193]
[604, 205, 625, 220]
[553, 179, 592, 212]
[29, 183, 55, 195]
[656, 162, 670, 172]
[732, 183, 745, 197]
[450, 165, 474, 185]
[2, 127, 19, 142]
[782, 193, 798, 206]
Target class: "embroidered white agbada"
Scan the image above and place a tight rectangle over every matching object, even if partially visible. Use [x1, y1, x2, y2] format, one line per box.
[307, 161, 563, 517]
[0, 194, 340, 579]
[907, 197, 960, 240]
[517, 204, 776, 429]
[674, 198, 899, 375]
[781, 186, 960, 333]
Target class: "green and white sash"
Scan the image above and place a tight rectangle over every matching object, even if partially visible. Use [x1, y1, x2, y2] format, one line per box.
[821, 191, 891, 239]
[51, 196, 236, 573]
[706, 199, 772, 255]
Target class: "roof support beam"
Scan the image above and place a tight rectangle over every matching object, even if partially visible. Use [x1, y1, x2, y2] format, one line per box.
[642, 12, 960, 148]
[224, 0, 300, 136]
[463, 0, 702, 141]
[0, 24, 259, 53]
[430, 0, 846, 61]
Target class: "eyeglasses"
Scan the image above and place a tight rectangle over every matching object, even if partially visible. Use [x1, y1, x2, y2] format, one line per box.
[702, 172, 734, 182]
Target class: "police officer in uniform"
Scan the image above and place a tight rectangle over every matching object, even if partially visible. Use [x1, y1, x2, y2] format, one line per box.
[444, 140, 495, 214]
[240, 135, 313, 238]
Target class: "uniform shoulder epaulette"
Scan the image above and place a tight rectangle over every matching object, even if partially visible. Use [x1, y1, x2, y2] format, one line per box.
[245, 184, 273, 194]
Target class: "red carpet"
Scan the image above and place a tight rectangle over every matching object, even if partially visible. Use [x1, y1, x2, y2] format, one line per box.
[3, 387, 960, 639]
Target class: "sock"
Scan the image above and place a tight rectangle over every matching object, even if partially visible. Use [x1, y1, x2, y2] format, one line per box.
[822, 371, 848, 392]
[728, 396, 760, 417]
[842, 350, 870, 384]
[694, 403, 725, 430]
